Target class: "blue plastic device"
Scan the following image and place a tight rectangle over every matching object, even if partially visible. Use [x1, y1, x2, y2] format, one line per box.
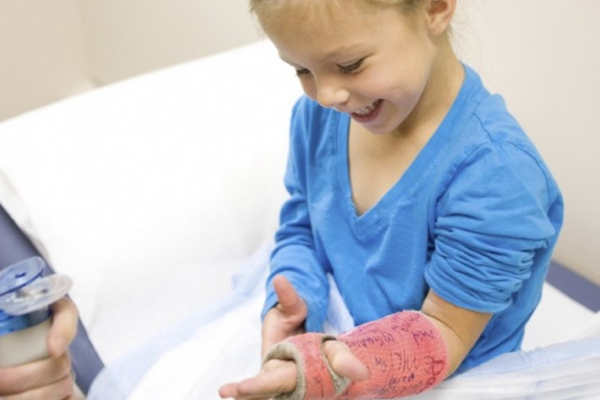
[0, 257, 72, 336]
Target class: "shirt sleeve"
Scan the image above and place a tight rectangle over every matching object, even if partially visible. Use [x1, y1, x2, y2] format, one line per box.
[262, 98, 330, 332]
[425, 140, 562, 313]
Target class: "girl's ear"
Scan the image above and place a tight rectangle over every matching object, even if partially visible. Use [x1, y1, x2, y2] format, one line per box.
[425, 0, 456, 36]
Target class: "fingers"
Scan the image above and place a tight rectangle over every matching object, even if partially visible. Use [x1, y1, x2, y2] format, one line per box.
[2, 373, 74, 400]
[218, 359, 297, 400]
[47, 298, 78, 358]
[220, 339, 368, 399]
[0, 353, 73, 398]
[0, 297, 77, 399]
[323, 340, 370, 382]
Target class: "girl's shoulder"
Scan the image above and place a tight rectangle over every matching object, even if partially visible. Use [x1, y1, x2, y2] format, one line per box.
[451, 66, 543, 164]
[444, 68, 561, 203]
[461, 65, 532, 148]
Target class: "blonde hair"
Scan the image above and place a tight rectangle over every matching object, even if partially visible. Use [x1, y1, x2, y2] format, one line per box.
[250, 0, 454, 40]
[249, 0, 428, 31]
[249, 0, 426, 15]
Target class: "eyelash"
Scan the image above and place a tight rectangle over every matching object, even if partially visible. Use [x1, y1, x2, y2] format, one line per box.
[339, 58, 365, 74]
[295, 68, 311, 77]
[294, 58, 366, 77]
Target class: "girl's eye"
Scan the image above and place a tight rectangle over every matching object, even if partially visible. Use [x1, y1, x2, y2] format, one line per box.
[339, 58, 365, 74]
[295, 68, 311, 77]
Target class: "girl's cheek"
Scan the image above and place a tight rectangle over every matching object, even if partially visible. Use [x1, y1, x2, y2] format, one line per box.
[300, 79, 318, 100]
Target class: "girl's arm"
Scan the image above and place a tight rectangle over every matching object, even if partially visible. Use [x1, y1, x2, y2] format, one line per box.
[262, 98, 332, 334]
[219, 287, 491, 400]
[421, 290, 492, 376]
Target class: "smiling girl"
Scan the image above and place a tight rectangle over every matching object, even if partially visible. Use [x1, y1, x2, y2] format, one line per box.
[219, 1, 563, 399]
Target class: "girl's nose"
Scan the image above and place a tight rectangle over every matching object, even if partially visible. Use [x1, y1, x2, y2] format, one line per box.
[315, 79, 349, 109]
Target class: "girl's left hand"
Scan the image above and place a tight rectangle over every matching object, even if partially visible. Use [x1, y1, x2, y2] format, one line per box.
[218, 339, 369, 399]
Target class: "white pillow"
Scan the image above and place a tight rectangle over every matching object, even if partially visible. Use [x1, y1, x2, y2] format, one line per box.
[0, 40, 302, 363]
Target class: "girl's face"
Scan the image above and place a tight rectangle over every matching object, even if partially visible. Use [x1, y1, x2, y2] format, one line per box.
[258, 1, 442, 136]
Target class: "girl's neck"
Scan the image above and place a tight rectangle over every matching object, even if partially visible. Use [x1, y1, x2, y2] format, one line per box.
[392, 42, 464, 141]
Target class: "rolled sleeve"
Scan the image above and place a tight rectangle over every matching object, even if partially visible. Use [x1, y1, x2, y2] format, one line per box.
[425, 141, 558, 312]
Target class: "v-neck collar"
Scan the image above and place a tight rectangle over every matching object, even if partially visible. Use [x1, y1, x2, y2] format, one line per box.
[335, 64, 478, 234]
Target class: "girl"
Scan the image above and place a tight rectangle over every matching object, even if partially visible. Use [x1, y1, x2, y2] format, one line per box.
[220, 0, 563, 399]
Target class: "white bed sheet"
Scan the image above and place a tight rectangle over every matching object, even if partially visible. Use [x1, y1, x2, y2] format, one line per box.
[0, 40, 598, 399]
[0, 40, 302, 364]
[86, 243, 600, 400]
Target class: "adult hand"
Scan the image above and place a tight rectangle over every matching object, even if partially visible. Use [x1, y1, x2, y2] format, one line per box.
[0, 297, 80, 399]
[260, 275, 308, 356]
[218, 339, 369, 400]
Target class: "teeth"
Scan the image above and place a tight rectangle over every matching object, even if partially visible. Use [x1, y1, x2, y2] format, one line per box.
[354, 100, 380, 115]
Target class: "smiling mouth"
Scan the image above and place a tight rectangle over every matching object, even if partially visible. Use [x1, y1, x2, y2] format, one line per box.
[352, 99, 382, 116]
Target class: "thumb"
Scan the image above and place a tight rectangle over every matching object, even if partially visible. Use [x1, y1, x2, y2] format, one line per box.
[273, 275, 306, 318]
[47, 298, 78, 357]
[323, 340, 370, 382]
[262, 276, 307, 356]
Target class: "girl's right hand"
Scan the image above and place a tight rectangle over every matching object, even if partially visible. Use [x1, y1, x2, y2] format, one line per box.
[261, 275, 308, 356]
[219, 329, 369, 400]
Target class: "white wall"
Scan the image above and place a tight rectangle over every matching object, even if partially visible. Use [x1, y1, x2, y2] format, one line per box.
[0, 0, 261, 121]
[80, 0, 262, 85]
[0, 0, 95, 122]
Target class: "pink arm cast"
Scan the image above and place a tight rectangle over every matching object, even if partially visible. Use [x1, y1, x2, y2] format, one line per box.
[263, 311, 449, 400]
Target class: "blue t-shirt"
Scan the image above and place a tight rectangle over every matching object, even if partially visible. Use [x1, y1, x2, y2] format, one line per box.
[263, 65, 563, 372]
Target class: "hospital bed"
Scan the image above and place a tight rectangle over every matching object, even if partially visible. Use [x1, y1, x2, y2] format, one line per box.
[0, 40, 599, 399]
